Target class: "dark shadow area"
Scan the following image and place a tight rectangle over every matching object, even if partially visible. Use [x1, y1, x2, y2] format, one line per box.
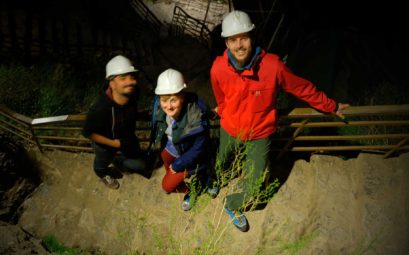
[0, 134, 41, 223]
[252, 147, 363, 212]
[249, 151, 310, 211]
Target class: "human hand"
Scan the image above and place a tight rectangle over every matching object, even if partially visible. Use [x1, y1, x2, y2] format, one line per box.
[113, 139, 121, 148]
[209, 106, 219, 120]
[169, 164, 177, 174]
[335, 103, 350, 119]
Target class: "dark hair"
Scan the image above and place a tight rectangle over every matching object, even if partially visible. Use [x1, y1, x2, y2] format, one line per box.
[225, 30, 256, 43]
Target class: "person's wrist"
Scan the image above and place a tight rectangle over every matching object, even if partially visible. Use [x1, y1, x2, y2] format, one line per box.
[115, 139, 121, 148]
[334, 103, 339, 113]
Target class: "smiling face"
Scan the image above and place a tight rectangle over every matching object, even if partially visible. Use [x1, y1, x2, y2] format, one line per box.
[225, 32, 253, 67]
[159, 93, 184, 119]
[109, 73, 137, 98]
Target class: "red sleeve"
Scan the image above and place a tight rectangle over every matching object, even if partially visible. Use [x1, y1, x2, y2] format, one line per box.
[277, 61, 337, 113]
[210, 60, 226, 117]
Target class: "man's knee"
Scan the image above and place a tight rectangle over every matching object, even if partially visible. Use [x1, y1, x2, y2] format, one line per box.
[122, 158, 146, 172]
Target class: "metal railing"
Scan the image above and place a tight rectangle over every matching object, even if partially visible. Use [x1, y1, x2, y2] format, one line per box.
[170, 6, 212, 44]
[272, 105, 409, 159]
[1, 104, 409, 159]
[129, 0, 163, 34]
[0, 7, 140, 59]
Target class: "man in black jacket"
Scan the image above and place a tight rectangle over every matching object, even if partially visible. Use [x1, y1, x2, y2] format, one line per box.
[83, 55, 146, 189]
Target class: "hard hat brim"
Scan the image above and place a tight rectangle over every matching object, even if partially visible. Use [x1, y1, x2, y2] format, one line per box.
[105, 68, 139, 80]
[221, 24, 255, 38]
[154, 84, 186, 95]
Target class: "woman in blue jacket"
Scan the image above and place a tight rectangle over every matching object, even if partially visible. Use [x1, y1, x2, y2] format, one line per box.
[152, 68, 215, 211]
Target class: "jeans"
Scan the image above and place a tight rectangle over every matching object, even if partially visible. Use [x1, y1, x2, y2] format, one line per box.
[92, 142, 145, 178]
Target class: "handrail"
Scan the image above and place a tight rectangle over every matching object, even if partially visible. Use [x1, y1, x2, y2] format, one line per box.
[171, 6, 212, 44]
[1, 104, 409, 159]
[129, 0, 163, 33]
[283, 105, 409, 118]
[0, 34, 137, 59]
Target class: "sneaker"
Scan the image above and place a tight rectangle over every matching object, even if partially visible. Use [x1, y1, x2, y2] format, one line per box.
[207, 186, 219, 199]
[181, 194, 192, 211]
[224, 207, 249, 232]
[206, 177, 219, 198]
[101, 175, 119, 189]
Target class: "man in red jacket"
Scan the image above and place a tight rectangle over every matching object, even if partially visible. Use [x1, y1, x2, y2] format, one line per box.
[210, 10, 349, 231]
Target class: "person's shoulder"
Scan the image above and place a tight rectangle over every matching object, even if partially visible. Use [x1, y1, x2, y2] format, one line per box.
[211, 51, 227, 70]
[261, 51, 280, 62]
[88, 93, 112, 113]
[185, 92, 208, 111]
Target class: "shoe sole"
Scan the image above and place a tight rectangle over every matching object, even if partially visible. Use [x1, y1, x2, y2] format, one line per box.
[224, 208, 249, 232]
[101, 179, 120, 189]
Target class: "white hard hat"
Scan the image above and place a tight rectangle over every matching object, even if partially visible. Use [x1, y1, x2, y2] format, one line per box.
[221, 10, 255, 38]
[105, 55, 138, 79]
[155, 68, 186, 95]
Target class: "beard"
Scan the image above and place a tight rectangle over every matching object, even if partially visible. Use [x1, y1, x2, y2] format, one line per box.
[121, 91, 134, 98]
[232, 48, 252, 67]
[121, 86, 135, 97]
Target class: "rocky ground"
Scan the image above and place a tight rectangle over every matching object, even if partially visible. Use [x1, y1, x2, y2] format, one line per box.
[1, 148, 408, 255]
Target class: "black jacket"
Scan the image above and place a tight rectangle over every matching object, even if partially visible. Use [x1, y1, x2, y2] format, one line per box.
[83, 89, 140, 156]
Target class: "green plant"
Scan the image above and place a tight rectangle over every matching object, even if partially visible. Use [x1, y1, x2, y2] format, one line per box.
[112, 140, 281, 255]
[0, 64, 39, 115]
[184, 173, 206, 210]
[42, 234, 82, 254]
[117, 210, 149, 255]
[0, 57, 108, 117]
[215, 139, 280, 212]
[257, 230, 319, 255]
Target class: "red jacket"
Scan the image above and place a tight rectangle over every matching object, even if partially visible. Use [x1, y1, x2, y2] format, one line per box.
[210, 49, 337, 140]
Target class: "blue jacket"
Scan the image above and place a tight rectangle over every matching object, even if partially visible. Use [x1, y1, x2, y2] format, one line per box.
[153, 92, 210, 175]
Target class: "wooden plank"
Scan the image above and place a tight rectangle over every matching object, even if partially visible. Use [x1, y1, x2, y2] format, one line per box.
[40, 144, 93, 151]
[384, 136, 409, 158]
[276, 119, 309, 160]
[271, 134, 409, 141]
[0, 124, 33, 143]
[36, 135, 90, 142]
[271, 145, 409, 151]
[284, 105, 409, 119]
[0, 118, 32, 136]
[286, 120, 409, 128]
[0, 105, 32, 125]
[33, 126, 83, 131]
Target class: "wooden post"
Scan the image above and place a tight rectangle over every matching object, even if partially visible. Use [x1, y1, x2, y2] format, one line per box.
[276, 118, 309, 160]
[383, 136, 409, 159]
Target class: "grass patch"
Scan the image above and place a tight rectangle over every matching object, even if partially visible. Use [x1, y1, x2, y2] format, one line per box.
[42, 235, 82, 254]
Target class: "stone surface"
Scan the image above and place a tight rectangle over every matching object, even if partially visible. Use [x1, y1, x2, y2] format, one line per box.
[0, 221, 49, 255]
[14, 149, 409, 254]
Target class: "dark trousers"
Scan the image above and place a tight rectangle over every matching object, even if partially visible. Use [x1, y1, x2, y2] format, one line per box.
[92, 142, 145, 178]
[217, 128, 271, 210]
